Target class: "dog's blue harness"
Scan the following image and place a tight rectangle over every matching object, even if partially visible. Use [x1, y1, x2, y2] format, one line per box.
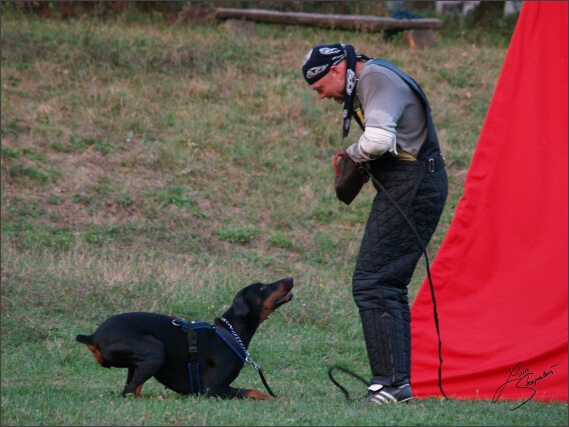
[171, 318, 248, 395]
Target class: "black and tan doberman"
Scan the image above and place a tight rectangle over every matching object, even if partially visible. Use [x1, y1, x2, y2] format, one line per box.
[76, 277, 293, 399]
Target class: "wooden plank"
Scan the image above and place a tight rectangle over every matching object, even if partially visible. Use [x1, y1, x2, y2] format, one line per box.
[215, 8, 443, 32]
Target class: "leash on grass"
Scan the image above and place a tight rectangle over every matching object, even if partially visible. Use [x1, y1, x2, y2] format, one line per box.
[249, 359, 277, 398]
[329, 177, 448, 401]
[328, 365, 371, 402]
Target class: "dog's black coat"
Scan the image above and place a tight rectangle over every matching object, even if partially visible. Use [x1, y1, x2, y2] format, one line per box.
[76, 277, 293, 399]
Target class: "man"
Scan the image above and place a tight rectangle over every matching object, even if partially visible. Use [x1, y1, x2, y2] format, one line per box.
[302, 43, 448, 404]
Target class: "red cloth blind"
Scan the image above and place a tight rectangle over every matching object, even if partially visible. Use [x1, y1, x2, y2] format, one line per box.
[411, 1, 568, 403]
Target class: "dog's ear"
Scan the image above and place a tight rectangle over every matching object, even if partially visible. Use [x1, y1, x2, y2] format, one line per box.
[233, 289, 250, 317]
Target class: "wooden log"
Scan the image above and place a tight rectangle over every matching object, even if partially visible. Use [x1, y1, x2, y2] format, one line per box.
[215, 8, 443, 32]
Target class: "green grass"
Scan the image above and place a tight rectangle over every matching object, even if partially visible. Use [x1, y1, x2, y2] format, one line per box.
[1, 5, 567, 426]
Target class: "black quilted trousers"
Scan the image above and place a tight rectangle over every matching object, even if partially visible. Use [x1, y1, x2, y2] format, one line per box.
[352, 158, 448, 387]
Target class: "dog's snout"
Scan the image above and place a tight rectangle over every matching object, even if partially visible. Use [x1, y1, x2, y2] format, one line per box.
[280, 277, 294, 290]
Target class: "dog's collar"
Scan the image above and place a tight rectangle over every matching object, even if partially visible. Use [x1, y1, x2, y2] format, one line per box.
[218, 317, 247, 351]
[218, 317, 264, 371]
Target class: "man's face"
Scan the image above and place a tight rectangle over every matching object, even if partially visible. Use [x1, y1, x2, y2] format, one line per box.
[309, 62, 346, 104]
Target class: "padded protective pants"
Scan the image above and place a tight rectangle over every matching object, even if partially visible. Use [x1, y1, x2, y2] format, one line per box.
[352, 159, 447, 387]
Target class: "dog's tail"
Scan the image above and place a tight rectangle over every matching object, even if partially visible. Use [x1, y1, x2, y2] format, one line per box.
[75, 334, 93, 344]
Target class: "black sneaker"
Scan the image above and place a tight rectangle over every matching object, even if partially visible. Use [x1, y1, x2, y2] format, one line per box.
[364, 383, 413, 405]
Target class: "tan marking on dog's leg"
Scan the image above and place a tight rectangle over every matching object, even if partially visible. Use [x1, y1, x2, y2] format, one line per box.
[134, 384, 144, 398]
[245, 389, 274, 400]
[86, 343, 104, 366]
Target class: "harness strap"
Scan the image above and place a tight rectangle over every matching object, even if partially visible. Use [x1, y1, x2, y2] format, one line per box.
[187, 322, 199, 357]
[214, 326, 247, 363]
[187, 323, 198, 394]
[172, 319, 276, 397]
[174, 320, 209, 394]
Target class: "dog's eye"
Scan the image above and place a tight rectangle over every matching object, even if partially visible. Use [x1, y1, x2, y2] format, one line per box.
[259, 285, 265, 292]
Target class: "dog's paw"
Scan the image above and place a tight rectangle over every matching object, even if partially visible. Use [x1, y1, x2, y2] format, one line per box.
[245, 390, 274, 400]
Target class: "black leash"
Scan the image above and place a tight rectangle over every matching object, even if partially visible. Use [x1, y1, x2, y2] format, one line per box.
[218, 317, 277, 398]
[251, 361, 276, 397]
[328, 365, 371, 401]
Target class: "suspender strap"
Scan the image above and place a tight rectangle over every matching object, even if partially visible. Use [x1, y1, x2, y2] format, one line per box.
[369, 58, 430, 110]
[365, 58, 442, 161]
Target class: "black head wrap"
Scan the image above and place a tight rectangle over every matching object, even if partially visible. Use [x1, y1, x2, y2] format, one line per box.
[302, 43, 369, 137]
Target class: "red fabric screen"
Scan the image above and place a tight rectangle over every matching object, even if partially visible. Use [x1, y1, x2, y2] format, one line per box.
[411, 1, 568, 404]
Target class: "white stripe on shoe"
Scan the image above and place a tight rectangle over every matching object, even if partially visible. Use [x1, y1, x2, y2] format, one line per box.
[366, 383, 413, 405]
[372, 391, 398, 404]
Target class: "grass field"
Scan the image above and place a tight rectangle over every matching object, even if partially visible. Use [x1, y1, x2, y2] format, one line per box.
[1, 4, 567, 426]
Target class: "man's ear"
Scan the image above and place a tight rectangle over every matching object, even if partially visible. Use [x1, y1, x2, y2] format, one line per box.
[330, 61, 346, 77]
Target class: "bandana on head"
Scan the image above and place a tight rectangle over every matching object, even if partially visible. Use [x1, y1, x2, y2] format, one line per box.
[302, 43, 369, 137]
